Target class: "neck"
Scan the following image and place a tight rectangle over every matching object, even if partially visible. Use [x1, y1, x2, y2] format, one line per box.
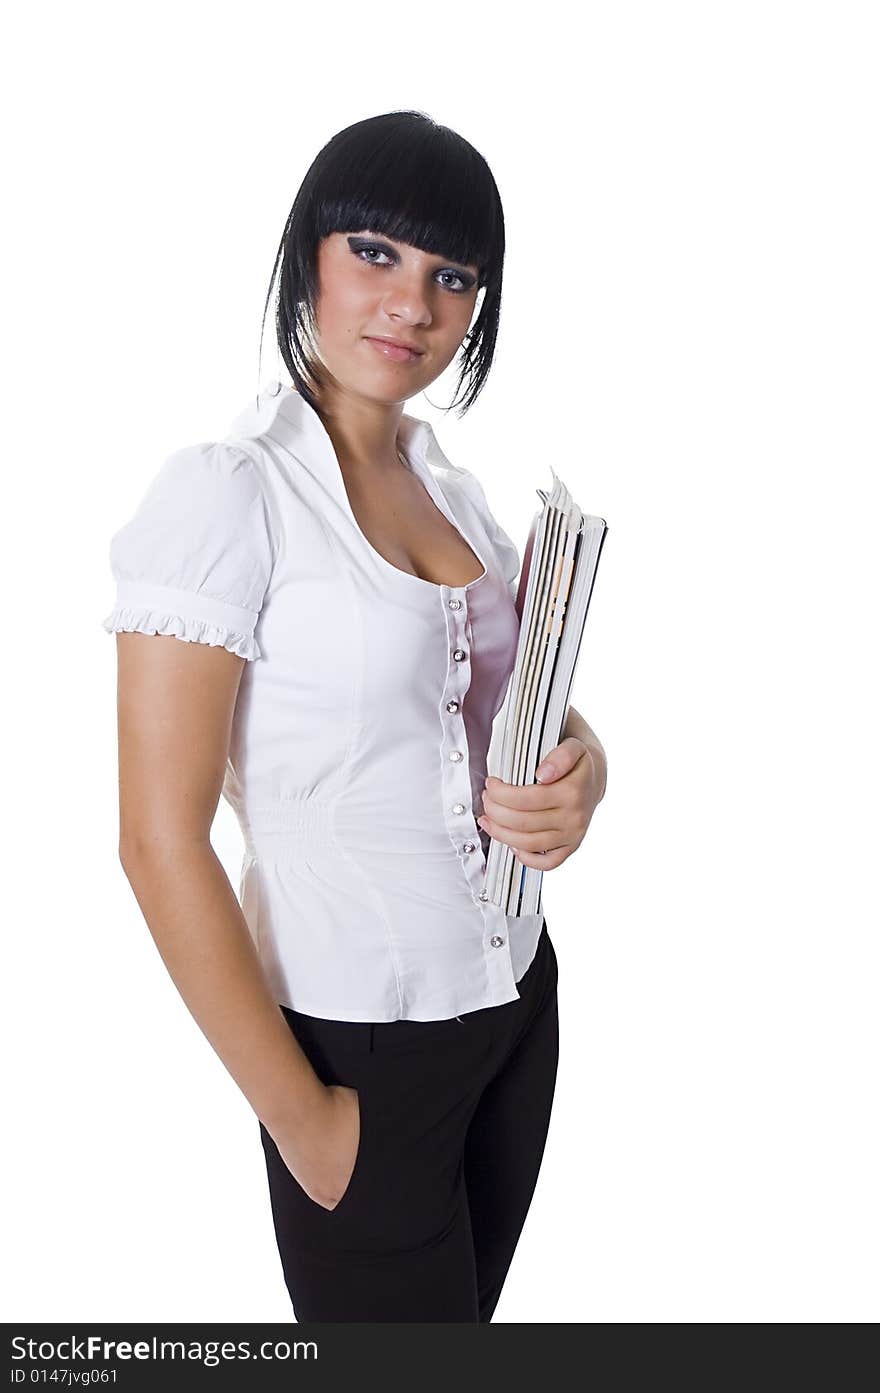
[312, 388, 407, 476]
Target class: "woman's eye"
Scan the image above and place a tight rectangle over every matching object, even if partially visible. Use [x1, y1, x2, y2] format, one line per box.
[355, 246, 393, 266]
[437, 269, 470, 293]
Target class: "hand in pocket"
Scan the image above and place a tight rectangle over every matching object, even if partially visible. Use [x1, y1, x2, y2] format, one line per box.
[272, 1083, 362, 1212]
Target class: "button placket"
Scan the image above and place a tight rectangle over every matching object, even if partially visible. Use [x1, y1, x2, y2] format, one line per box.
[439, 588, 517, 1001]
[440, 586, 487, 895]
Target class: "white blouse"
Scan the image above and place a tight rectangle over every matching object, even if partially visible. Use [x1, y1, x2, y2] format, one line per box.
[102, 380, 545, 1021]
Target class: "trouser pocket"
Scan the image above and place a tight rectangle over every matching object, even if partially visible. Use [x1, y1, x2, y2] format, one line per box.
[264, 1008, 379, 1222]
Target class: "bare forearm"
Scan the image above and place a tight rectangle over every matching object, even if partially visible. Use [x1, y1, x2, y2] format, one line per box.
[562, 703, 607, 800]
[119, 839, 323, 1134]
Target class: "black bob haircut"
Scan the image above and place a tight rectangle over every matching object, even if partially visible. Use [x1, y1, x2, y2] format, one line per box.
[258, 109, 506, 418]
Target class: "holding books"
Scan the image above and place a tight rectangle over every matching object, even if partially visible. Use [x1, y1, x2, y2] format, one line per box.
[482, 472, 608, 916]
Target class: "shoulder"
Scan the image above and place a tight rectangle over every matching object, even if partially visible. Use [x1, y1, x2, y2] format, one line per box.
[102, 439, 277, 662]
[135, 438, 268, 513]
[109, 438, 277, 560]
[435, 458, 495, 512]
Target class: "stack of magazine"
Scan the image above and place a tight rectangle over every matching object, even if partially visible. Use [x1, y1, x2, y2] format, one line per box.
[484, 470, 608, 917]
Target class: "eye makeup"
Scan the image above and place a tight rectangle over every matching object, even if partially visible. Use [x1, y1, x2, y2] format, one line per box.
[346, 235, 478, 293]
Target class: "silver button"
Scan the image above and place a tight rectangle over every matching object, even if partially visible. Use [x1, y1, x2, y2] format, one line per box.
[490, 933, 504, 946]
[452, 803, 466, 815]
[446, 700, 460, 714]
[463, 842, 476, 853]
[448, 598, 462, 610]
[449, 750, 463, 762]
[480, 891, 490, 903]
[452, 648, 467, 661]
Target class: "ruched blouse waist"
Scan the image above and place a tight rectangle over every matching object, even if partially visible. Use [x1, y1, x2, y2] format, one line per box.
[237, 798, 338, 861]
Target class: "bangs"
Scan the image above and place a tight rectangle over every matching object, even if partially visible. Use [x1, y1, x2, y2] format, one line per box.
[309, 116, 501, 286]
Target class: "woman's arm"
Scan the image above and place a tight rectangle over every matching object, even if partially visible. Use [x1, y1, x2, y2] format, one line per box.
[114, 631, 358, 1209]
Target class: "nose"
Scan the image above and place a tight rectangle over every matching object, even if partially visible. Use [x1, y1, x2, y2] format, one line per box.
[381, 277, 432, 327]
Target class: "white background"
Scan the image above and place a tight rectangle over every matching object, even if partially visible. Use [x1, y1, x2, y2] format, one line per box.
[3, 0, 877, 1323]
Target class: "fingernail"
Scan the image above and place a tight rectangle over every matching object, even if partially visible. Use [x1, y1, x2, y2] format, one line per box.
[536, 763, 555, 782]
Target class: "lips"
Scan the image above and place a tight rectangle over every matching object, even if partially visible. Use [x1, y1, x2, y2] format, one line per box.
[364, 336, 424, 363]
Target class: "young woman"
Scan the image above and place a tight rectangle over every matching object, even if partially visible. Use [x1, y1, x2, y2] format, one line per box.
[102, 110, 607, 1322]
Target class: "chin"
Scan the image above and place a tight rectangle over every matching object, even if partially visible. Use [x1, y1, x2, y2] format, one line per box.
[348, 366, 424, 404]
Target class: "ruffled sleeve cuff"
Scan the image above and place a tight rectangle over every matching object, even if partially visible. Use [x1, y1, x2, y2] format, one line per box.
[101, 579, 262, 661]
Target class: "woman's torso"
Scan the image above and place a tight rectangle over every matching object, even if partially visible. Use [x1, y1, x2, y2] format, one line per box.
[105, 380, 545, 1021]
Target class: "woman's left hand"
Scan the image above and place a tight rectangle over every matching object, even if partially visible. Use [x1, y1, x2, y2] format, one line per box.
[477, 737, 606, 870]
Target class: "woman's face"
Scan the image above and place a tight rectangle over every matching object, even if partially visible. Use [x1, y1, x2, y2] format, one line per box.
[309, 230, 481, 404]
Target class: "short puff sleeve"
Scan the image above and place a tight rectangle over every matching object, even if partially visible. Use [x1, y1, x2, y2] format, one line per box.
[101, 441, 275, 661]
[452, 466, 521, 603]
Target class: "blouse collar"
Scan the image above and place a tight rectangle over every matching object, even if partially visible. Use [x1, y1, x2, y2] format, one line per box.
[226, 380, 439, 476]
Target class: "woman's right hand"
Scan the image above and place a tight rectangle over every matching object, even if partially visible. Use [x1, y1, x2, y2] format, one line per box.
[270, 1083, 361, 1212]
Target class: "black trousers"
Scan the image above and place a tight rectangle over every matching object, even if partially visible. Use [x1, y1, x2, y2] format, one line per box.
[258, 919, 559, 1322]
